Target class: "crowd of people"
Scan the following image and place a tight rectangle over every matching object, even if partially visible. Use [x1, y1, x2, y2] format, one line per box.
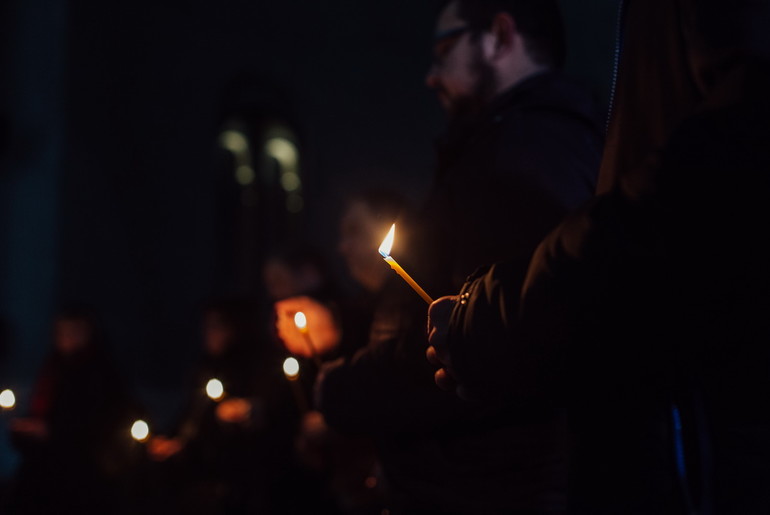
[3, 0, 770, 513]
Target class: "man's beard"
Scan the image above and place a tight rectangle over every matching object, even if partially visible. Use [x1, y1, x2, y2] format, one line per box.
[446, 48, 498, 125]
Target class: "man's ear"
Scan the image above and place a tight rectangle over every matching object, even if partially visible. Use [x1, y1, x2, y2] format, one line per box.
[490, 12, 517, 58]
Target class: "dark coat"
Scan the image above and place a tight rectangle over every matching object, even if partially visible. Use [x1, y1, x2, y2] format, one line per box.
[445, 1, 770, 513]
[318, 71, 604, 514]
[415, 70, 603, 296]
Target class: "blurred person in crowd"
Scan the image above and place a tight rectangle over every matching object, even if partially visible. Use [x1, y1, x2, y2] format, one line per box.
[427, 0, 770, 513]
[146, 296, 295, 514]
[305, 1, 604, 513]
[276, 187, 415, 514]
[7, 305, 134, 514]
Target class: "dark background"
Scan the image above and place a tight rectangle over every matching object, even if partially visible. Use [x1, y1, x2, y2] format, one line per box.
[0, 0, 618, 477]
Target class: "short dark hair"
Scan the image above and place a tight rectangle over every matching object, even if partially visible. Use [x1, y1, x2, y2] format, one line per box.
[442, 0, 566, 68]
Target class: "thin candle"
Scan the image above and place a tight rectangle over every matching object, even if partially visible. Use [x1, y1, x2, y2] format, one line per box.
[378, 224, 434, 304]
[283, 357, 309, 413]
[294, 311, 322, 367]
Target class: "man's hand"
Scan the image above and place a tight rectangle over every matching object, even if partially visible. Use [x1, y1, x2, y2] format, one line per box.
[426, 295, 460, 393]
[274, 296, 341, 358]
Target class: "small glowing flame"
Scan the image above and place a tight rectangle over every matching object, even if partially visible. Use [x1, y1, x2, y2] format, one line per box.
[131, 420, 150, 442]
[294, 311, 307, 331]
[206, 378, 225, 401]
[0, 389, 15, 409]
[283, 357, 300, 379]
[378, 224, 396, 258]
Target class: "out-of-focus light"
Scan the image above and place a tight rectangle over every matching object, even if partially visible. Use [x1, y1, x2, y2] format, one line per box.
[294, 312, 307, 332]
[283, 357, 300, 379]
[131, 420, 150, 442]
[206, 378, 225, 401]
[219, 130, 249, 154]
[0, 389, 15, 409]
[235, 165, 256, 185]
[265, 138, 298, 169]
[377, 223, 434, 305]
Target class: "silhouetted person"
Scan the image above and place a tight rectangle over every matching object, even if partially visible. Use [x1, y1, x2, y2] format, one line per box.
[147, 296, 293, 514]
[275, 188, 415, 514]
[8, 306, 132, 514]
[311, 1, 604, 513]
[428, 0, 770, 513]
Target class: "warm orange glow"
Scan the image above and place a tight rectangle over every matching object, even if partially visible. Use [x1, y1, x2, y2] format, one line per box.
[0, 389, 15, 409]
[294, 311, 308, 332]
[283, 357, 300, 379]
[379, 224, 396, 257]
[206, 378, 225, 401]
[131, 420, 150, 442]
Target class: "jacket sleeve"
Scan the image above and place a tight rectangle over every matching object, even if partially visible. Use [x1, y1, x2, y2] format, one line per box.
[445, 195, 624, 403]
[315, 282, 491, 436]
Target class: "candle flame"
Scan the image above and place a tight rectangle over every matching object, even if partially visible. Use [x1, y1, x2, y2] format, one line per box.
[0, 389, 15, 409]
[378, 224, 396, 258]
[283, 357, 300, 379]
[205, 378, 225, 401]
[294, 311, 307, 331]
[131, 420, 150, 442]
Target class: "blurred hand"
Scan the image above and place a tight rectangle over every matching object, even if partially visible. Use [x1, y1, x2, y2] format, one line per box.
[274, 296, 341, 358]
[426, 296, 460, 393]
[10, 418, 49, 440]
[147, 436, 184, 461]
[216, 397, 252, 424]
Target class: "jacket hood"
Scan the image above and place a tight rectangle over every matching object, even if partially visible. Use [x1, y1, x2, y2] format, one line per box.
[598, 0, 770, 197]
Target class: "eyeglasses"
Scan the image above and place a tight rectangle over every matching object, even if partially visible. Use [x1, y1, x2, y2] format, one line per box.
[431, 25, 470, 68]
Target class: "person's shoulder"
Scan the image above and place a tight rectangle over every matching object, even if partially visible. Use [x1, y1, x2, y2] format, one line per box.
[501, 71, 604, 129]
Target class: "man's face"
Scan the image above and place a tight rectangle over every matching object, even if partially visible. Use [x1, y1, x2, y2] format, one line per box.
[426, 1, 497, 119]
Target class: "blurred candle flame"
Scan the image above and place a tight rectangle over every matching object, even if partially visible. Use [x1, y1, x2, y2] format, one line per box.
[131, 420, 150, 442]
[378, 224, 396, 257]
[294, 312, 308, 332]
[206, 378, 225, 401]
[283, 357, 300, 379]
[0, 389, 15, 409]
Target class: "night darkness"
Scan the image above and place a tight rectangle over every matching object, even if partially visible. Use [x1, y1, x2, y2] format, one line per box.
[0, 0, 617, 488]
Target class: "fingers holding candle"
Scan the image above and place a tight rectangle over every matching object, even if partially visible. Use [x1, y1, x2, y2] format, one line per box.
[274, 296, 341, 359]
[427, 295, 461, 393]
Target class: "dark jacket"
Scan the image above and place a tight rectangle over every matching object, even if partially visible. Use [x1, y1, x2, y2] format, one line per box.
[445, 1, 770, 513]
[415, 70, 603, 296]
[318, 71, 603, 514]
